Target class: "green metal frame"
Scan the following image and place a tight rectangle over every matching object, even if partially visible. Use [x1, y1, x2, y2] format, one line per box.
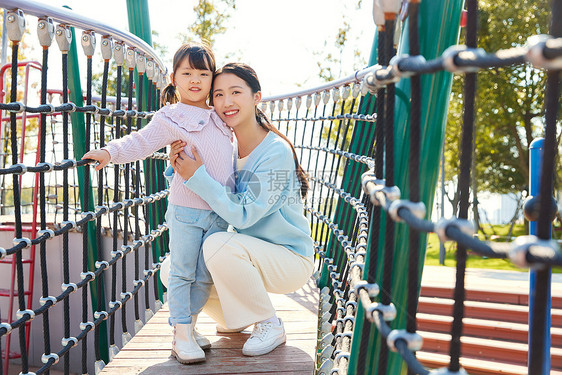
[126, 0, 166, 300]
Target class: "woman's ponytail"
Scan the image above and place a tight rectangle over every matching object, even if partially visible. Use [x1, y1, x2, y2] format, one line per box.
[160, 83, 179, 105]
[256, 107, 309, 199]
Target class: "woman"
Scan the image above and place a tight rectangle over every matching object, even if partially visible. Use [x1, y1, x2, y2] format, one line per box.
[168, 62, 314, 357]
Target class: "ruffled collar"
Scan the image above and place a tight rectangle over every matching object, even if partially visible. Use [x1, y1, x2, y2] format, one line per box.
[159, 102, 231, 138]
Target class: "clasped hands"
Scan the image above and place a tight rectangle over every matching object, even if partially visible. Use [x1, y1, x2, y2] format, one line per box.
[169, 140, 203, 180]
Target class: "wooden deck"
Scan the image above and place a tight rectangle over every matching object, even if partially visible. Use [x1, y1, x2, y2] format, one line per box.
[100, 280, 318, 374]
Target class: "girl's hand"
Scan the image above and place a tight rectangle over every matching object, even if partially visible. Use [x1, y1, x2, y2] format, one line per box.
[169, 140, 187, 166]
[173, 146, 203, 180]
[82, 149, 111, 171]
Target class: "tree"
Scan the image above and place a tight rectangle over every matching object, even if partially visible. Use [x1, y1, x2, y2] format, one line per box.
[443, 0, 558, 228]
[313, 1, 367, 83]
[177, 0, 236, 46]
[314, 1, 368, 167]
[314, 21, 356, 82]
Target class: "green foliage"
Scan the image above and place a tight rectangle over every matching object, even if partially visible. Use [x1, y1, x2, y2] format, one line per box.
[444, 0, 557, 198]
[313, 4, 369, 150]
[151, 30, 169, 62]
[314, 19, 366, 83]
[178, 0, 236, 46]
[311, 1, 368, 84]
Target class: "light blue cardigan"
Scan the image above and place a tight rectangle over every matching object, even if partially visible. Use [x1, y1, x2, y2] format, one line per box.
[182, 131, 313, 258]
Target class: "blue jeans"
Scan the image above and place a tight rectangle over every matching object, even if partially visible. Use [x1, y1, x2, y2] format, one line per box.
[165, 204, 228, 326]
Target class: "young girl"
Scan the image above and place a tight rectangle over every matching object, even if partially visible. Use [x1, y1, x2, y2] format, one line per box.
[82, 43, 234, 364]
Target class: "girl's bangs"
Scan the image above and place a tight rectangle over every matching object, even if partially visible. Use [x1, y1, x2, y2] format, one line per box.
[187, 50, 213, 71]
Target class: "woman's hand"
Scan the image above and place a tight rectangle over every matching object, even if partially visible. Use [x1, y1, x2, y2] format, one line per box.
[82, 149, 111, 171]
[172, 144, 203, 180]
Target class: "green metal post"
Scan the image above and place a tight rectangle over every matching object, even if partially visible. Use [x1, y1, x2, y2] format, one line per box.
[125, 0, 165, 300]
[65, 18, 110, 363]
[347, 1, 464, 374]
[126, 0, 152, 114]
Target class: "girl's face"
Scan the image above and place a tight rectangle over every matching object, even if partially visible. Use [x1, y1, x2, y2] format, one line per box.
[212, 73, 261, 129]
[171, 57, 213, 109]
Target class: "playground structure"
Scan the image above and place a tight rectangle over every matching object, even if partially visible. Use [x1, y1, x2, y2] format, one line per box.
[0, 0, 560, 374]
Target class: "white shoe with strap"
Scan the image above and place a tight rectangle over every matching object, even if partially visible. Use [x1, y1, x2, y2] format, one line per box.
[171, 323, 206, 364]
[242, 318, 286, 356]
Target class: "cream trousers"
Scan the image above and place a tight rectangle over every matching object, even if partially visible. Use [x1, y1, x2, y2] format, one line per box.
[201, 232, 314, 330]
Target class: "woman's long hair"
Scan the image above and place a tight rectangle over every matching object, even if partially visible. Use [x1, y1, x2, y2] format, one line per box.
[211, 63, 309, 199]
[160, 42, 216, 105]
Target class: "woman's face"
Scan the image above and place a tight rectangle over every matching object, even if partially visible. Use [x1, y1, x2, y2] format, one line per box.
[212, 73, 261, 129]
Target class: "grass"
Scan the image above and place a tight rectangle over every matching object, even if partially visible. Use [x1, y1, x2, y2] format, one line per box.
[313, 219, 562, 273]
[425, 223, 562, 273]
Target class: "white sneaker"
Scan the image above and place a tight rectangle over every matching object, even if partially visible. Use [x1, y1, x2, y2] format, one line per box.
[216, 324, 250, 333]
[242, 318, 286, 356]
[171, 323, 206, 364]
[192, 315, 211, 349]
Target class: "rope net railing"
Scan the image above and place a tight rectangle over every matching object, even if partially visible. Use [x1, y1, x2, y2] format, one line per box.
[0, 0, 560, 375]
[0, 90, 147, 223]
[0, 2, 171, 374]
[260, 0, 561, 374]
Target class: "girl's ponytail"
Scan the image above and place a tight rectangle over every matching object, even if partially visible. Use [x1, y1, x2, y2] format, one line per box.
[160, 83, 179, 105]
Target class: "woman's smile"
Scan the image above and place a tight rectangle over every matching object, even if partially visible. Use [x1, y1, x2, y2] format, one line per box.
[224, 110, 239, 117]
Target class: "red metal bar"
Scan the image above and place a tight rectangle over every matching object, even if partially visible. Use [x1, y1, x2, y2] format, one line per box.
[0, 60, 42, 375]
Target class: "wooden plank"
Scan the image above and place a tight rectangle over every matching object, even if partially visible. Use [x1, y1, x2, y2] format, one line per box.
[102, 360, 314, 375]
[417, 351, 531, 375]
[419, 330, 562, 368]
[416, 312, 562, 346]
[420, 285, 562, 309]
[100, 282, 318, 375]
[114, 346, 316, 359]
[418, 297, 562, 327]
[124, 334, 317, 348]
